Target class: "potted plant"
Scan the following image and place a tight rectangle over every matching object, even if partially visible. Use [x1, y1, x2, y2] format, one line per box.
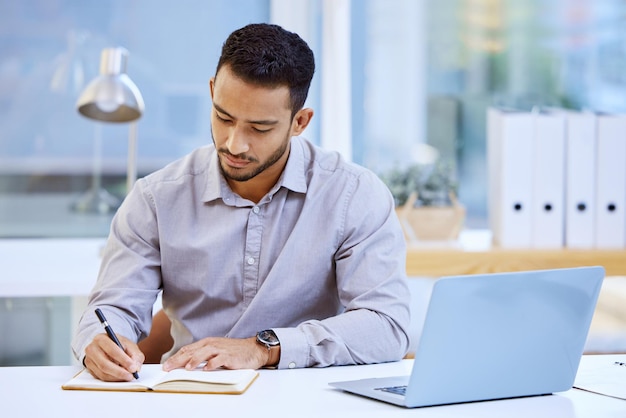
[379, 160, 465, 242]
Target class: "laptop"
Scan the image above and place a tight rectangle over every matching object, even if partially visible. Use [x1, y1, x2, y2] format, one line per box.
[330, 266, 605, 408]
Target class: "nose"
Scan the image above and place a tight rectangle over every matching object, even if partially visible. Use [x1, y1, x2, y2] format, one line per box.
[225, 125, 250, 156]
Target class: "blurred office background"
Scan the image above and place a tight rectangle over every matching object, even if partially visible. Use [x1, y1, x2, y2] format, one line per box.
[1, 0, 625, 365]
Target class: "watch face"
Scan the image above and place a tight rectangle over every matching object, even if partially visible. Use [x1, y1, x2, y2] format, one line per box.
[258, 329, 280, 346]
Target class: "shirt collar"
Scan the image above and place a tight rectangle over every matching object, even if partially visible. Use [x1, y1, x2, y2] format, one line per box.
[277, 137, 308, 194]
[202, 151, 226, 203]
[202, 137, 308, 203]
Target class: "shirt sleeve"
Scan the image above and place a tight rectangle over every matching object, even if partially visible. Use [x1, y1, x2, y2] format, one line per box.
[71, 179, 163, 363]
[274, 170, 412, 369]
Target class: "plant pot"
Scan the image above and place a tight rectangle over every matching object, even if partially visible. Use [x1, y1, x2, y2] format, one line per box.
[396, 192, 466, 242]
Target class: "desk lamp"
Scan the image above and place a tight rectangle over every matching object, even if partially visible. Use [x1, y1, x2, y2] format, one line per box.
[73, 47, 144, 213]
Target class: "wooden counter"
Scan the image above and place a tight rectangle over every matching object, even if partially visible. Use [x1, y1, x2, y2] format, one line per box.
[405, 230, 626, 277]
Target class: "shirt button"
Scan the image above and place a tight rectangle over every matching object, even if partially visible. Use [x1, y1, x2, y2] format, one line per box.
[253, 206, 260, 214]
[247, 257, 255, 265]
[288, 362, 296, 369]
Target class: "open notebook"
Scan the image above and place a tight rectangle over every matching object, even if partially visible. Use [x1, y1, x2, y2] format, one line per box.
[330, 266, 605, 408]
[62, 364, 258, 394]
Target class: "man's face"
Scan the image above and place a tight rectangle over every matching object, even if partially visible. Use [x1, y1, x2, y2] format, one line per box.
[209, 66, 294, 183]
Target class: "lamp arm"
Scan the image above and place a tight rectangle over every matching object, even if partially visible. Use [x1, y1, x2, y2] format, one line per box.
[126, 121, 138, 194]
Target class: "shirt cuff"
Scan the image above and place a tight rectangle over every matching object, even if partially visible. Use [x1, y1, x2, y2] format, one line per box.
[272, 327, 309, 369]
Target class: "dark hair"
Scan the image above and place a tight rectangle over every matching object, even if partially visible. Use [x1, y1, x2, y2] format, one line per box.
[216, 23, 315, 116]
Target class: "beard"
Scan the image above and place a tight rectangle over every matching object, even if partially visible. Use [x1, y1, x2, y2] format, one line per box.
[213, 131, 291, 183]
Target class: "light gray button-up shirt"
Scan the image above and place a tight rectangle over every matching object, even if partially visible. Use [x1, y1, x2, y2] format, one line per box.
[72, 136, 411, 369]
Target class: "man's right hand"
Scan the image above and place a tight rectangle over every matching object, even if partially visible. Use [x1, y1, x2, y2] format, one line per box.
[83, 333, 144, 382]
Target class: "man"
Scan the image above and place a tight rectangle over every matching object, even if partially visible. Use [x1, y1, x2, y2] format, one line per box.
[72, 23, 410, 382]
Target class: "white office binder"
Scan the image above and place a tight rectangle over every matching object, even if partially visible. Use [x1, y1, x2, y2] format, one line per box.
[565, 111, 597, 249]
[531, 111, 566, 248]
[594, 113, 626, 249]
[487, 107, 534, 248]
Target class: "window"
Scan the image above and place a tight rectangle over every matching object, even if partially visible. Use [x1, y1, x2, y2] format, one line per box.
[2, 0, 626, 236]
[0, 0, 272, 237]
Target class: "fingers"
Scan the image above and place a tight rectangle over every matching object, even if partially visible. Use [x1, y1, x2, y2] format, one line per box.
[163, 337, 268, 372]
[163, 340, 207, 371]
[199, 338, 268, 371]
[119, 335, 145, 370]
[84, 333, 143, 382]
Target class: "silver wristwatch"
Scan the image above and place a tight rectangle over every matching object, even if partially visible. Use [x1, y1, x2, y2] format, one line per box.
[256, 329, 280, 349]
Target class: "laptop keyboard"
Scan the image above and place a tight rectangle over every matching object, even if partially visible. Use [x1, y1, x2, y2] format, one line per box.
[375, 385, 407, 396]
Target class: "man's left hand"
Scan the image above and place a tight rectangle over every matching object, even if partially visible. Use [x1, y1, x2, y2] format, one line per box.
[162, 336, 272, 371]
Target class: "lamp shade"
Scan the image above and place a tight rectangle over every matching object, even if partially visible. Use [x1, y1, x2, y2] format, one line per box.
[76, 47, 144, 123]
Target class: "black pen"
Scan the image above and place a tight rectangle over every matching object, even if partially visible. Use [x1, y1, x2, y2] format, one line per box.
[95, 308, 139, 379]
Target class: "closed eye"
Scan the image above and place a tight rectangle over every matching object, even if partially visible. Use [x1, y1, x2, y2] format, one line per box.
[215, 112, 232, 124]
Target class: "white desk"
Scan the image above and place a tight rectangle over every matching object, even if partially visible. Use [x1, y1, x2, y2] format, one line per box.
[0, 238, 104, 364]
[0, 238, 103, 297]
[1, 356, 624, 417]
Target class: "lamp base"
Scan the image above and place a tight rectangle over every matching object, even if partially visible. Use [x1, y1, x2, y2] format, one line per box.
[70, 187, 121, 214]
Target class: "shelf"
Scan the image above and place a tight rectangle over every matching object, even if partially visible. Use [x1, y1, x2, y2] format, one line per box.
[405, 230, 626, 277]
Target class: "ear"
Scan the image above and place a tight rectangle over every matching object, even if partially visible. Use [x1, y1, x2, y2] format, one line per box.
[290, 108, 314, 136]
[209, 77, 216, 99]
